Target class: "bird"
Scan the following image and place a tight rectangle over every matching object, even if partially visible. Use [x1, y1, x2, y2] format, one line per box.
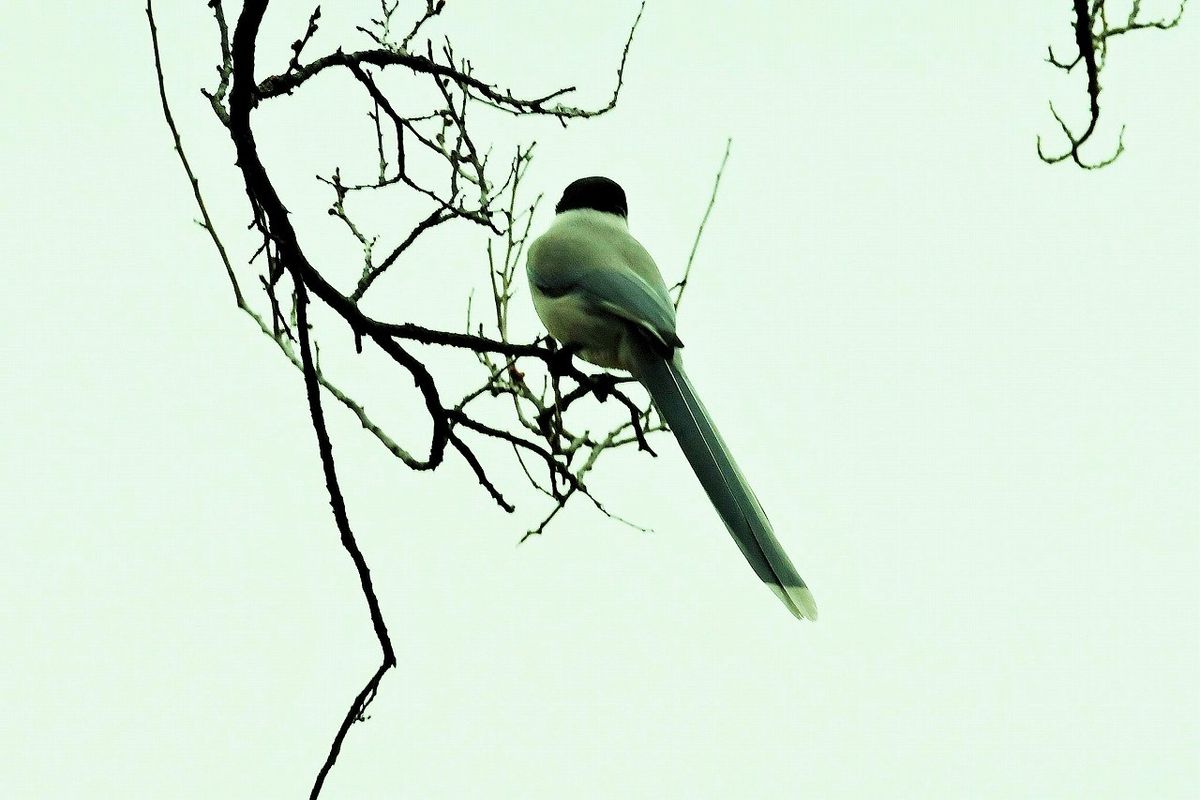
[525, 176, 817, 621]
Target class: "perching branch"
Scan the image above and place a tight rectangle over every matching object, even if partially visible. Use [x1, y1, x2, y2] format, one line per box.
[1039, 0, 1188, 168]
[150, 0, 727, 793]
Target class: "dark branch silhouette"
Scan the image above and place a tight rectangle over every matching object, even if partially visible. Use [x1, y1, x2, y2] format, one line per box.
[147, 0, 732, 794]
[291, 274, 395, 798]
[1039, 0, 1188, 168]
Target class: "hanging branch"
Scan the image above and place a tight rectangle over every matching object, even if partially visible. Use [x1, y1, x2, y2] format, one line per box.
[290, 273, 395, 799]
[1039, 0, 1188, 168]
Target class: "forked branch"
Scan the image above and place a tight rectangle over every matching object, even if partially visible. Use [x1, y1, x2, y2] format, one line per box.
[1039, 0, 1187, 168]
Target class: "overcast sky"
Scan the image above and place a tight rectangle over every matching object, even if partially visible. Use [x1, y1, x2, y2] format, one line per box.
[3, 1, 1198, 797]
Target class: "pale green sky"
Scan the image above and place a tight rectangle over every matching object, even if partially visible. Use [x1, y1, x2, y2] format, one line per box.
[2, 1, 1198, 797]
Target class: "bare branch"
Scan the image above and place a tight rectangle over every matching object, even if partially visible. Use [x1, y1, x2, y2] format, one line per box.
[286, 5, 322, 75]
[351, 208, 448, 300]
[449, 430, 516, 512]
[291, 274, 395, 800]
[149, 0, 732, 792]
[1039, 0, 1188, 168]
[402, 1, 446, 51]
[256, 0, 647, 124]
[200, 0, 233, 124]
[673, 137, 731, 310]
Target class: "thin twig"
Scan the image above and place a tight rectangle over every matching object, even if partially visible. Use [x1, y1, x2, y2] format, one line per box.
[148, 1, 243, 308]
[673, 137, 731, 310]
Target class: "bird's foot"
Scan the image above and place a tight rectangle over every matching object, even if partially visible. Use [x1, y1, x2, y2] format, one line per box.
[547, 341, 580, 378]
[589, 372, 619, 402]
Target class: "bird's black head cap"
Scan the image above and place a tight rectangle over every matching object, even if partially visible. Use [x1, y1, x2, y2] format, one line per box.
[555, 176, 628, 218]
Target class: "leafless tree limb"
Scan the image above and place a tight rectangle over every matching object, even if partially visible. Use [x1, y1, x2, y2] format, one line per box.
[149, 0, 733, 792]
[1039, 0, 1188, 168]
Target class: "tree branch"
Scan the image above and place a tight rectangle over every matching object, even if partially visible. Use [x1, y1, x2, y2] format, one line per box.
[150, 0, 733, 792]
[1039, 0, 1188, 168]
[292, 273, 396, 800]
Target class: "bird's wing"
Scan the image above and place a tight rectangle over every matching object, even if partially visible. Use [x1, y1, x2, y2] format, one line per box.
[574, 267, 682, 349]
[528, 237, 681, 349]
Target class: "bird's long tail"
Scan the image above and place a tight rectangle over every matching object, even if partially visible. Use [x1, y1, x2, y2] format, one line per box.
[630, 346, 817, 621]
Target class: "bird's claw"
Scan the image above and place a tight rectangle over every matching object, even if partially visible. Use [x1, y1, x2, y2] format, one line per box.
[547, 341, 580, 377]
[590, 372, 619, 401]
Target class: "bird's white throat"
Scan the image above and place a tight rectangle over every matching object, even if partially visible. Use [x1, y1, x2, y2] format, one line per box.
[552, 208, 629, 229]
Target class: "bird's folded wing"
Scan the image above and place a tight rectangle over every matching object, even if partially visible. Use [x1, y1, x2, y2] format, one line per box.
[532, 265, 681, 349]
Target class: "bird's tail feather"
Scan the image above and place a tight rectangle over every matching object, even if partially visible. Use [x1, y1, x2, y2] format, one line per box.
[630, 346, 817, 621]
